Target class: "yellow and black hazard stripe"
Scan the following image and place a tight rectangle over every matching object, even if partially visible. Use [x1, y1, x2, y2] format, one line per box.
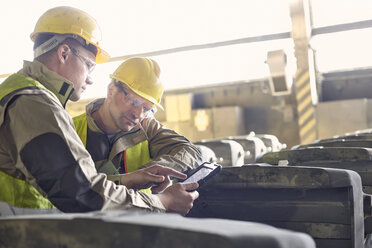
[295, 68, 316, 144]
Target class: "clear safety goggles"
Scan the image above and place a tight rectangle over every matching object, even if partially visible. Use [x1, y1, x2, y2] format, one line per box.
[114, 82, 157, 118]
[69, 46, 96, 74]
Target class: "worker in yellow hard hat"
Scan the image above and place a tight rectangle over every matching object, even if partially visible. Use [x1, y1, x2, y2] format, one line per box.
[0, 7, 199, 216]
[73, 57, 202, 193]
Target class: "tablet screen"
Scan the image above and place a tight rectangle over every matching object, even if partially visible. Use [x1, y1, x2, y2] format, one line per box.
[182, 166, 213, 184]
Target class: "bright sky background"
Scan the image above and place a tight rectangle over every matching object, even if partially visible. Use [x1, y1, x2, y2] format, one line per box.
[1, 0, 372, 99]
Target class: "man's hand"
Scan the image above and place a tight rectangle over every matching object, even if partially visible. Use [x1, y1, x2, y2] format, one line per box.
[120, 165, 187, 192]
[157, 182, 199, 216]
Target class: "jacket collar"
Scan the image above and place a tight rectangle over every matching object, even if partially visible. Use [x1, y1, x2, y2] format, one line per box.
[19, 60, 74, 107]
[85, 98, 106, 134]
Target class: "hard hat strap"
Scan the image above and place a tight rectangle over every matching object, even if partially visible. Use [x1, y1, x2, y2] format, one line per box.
[34, 34, 86, 58]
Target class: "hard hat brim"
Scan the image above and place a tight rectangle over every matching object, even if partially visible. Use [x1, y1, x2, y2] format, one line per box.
[131, 88, 164, 111]
[96, 48, 110, 64]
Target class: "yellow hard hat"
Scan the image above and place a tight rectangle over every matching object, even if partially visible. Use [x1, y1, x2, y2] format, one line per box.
[110, 57, 164, 110]
[30, 6, 109, 63]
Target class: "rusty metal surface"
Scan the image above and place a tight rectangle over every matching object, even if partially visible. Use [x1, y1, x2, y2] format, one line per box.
[293, 139, 372, 150]
[188, 165, 364, 248]
[319, 135, 372, 142]
[259, 147, 372, 164]
[259, 147, 372, 194]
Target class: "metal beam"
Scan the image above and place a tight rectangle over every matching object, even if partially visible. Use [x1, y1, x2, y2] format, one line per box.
[312, 19, 372, 36]
[2, 19, 372, 76]
[290, 0, 317, 145]
[107, 19, 372, 63]
[107, 32, 291, 62]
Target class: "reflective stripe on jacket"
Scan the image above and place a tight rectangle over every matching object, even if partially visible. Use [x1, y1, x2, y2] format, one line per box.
[72, 99, 202, 176]
[74, 112, 153, 193]
[0, 61, 166, 213]
[0, 74, 55, 209]
[73, 112, 152, 173]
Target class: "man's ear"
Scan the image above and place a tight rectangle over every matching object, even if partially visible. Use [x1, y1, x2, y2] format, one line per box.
[57, 44, 70, 64]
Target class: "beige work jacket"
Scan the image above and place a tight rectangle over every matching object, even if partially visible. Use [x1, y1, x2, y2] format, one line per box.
[82, 98, 202, 174]
[0, 61, 165, 213]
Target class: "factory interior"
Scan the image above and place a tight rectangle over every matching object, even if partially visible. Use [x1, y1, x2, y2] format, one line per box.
[2, 0, 372, 247]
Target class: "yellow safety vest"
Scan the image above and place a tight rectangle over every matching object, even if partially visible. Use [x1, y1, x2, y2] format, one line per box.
[0, 74, 55, 209]
[73, 113, 152, 192]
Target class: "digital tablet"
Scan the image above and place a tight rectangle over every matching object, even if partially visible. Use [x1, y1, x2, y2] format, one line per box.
[181, 162, 222, 187]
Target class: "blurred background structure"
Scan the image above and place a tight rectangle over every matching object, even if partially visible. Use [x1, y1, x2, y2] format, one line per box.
[2, 0, 372, 148]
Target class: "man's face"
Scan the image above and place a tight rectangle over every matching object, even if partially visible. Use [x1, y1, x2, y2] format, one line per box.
[107, 82, 155, 132]
[59, 44, 96, 101]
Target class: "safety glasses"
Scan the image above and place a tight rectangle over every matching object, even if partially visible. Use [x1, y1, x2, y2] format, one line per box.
[69, 46, 96, 74]
[115, 82, 157, 117]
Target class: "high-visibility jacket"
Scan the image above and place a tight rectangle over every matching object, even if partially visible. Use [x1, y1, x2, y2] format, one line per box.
[73, 112, 151, 174]
[0, 74, 55, 209]
[0, 61, 166, 213]
[74, 112, 152, 193]
[72, 98, 202, 177]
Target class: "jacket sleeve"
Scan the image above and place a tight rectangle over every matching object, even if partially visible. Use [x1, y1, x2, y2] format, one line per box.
[7, 94, 165, 213]
[142, 117, 202, 172]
